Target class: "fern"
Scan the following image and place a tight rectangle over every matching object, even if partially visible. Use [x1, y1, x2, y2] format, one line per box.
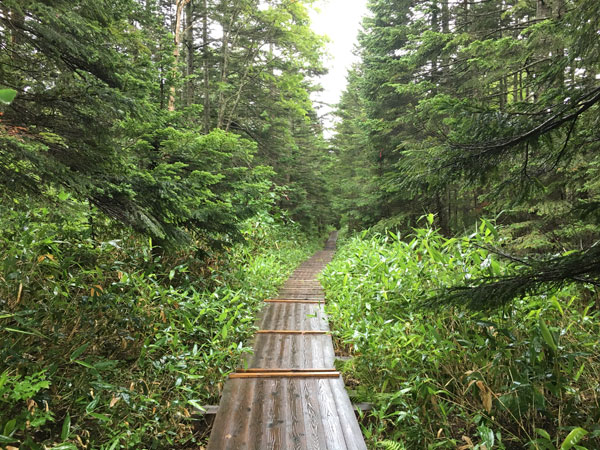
[378, 440, 405, 450]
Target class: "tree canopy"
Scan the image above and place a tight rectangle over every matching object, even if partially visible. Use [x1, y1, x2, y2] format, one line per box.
[331, 0, 600, 305]
[1, 0, 332, 248]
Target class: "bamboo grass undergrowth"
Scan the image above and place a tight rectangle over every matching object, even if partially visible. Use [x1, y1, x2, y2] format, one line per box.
[0, 206, 321, 448]
[321, 221, 600, 450]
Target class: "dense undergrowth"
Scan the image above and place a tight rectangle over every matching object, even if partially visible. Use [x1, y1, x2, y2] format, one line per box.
[321, 220, 600, 450]
[0, 202, 320, 449]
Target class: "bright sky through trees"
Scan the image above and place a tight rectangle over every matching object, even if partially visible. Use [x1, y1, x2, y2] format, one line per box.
[309, 0, 368, 135]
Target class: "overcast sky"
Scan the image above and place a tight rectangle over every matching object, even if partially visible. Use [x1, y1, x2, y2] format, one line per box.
[309, 0, 368, 135]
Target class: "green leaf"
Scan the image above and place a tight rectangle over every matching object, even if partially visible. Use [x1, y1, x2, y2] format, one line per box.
[57, 191, 71, 202]
[88, 412, 111, 422]
[51, 444, 78, 450]
[188, 399, 205, 411]
[560, 428, 588, 450]
[3, 326, 47, 338]
[536, 428, 552, 440]
[61, 412, 71, 440]
[0, 88, 17, 105]
[107, 438, 121, 450]
[0, 434, 18, 443]
[70, 343, 90, 361]
[539, 317, 558, 354]
[74, 359, 95, 370]
[574, 363, 585, 382]
[481, 219, 499, 239]
[3, 419, 16, 436]
[86, 395, 100, 413]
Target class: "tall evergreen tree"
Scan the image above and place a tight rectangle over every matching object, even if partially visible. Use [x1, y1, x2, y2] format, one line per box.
[332, 0, 600, 304]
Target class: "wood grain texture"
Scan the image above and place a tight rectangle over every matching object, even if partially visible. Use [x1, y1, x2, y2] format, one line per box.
[207, 232, 367, 450]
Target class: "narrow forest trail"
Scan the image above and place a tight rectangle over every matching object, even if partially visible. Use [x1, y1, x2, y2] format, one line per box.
[206, 232, 367, 450]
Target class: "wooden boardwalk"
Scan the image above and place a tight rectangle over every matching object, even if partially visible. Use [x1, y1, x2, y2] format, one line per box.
[207, 232, 367, 450]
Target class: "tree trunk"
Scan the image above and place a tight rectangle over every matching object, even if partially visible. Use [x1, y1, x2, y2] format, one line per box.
[202, 0, 210, 132]
[168, 0, 191, 112]
[441, 0, 449, 84]
[431, 1, 439, 85]
[216, 8, 237, 129]
[185, 0, 194, 106]
[536, 0, 551, 19]
[552, 0, 565, 87]
[441, 0, 449, 33]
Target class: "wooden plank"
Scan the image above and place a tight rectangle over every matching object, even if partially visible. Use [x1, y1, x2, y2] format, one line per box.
[237, 368, 336, 373]
[321, 334, 336, 367]
[194, 404, 219, 415]
[228, 377, 257, 448]
[290, 316, 307, 369]
[229, 371, 340, 379]
[265, 299, 324, 304]
[329, 378, 368, 450]
[316, 377, 347, 449]
[256, 330, 329, 335]
[265, 377, 284, 449]
[206, 378, 244, 450]
[284, 279, 324, 282]
[193, 401, 373, 416]
[286, 378, 305, 450]
[249, 377, 268, 449]
[279, 287, 324, 290]
[301, 378, 328, 450]
[208, 233, 366, 449]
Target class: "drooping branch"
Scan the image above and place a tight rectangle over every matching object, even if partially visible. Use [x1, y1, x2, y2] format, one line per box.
[442, 86, 600, 172]
[425, 244, 600, 310]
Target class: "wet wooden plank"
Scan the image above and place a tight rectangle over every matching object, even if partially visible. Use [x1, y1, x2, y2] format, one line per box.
[300, 378, 328, 450]
[237, 368, 338, 373]
[207, 378, 244, 449]
[255, 330, 329, 335]
[330, 377, 366, 450]
[230, 371, 340, 379]
[248, 334, 335, 369]
[265, 299, 324, 304]
[207, 236, 366, 449]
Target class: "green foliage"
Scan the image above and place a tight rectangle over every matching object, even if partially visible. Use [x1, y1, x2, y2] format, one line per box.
[321, 226, 600, 449]
[0, 88, 17, 105]
[331, 0, 600, 252]
[0, 202, 320, 448]
[0, 0, 332, 246]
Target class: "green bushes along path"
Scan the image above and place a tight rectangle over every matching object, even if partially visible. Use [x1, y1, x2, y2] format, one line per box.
[0, 207, 320, 449]
[321, 223, 600, 450]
